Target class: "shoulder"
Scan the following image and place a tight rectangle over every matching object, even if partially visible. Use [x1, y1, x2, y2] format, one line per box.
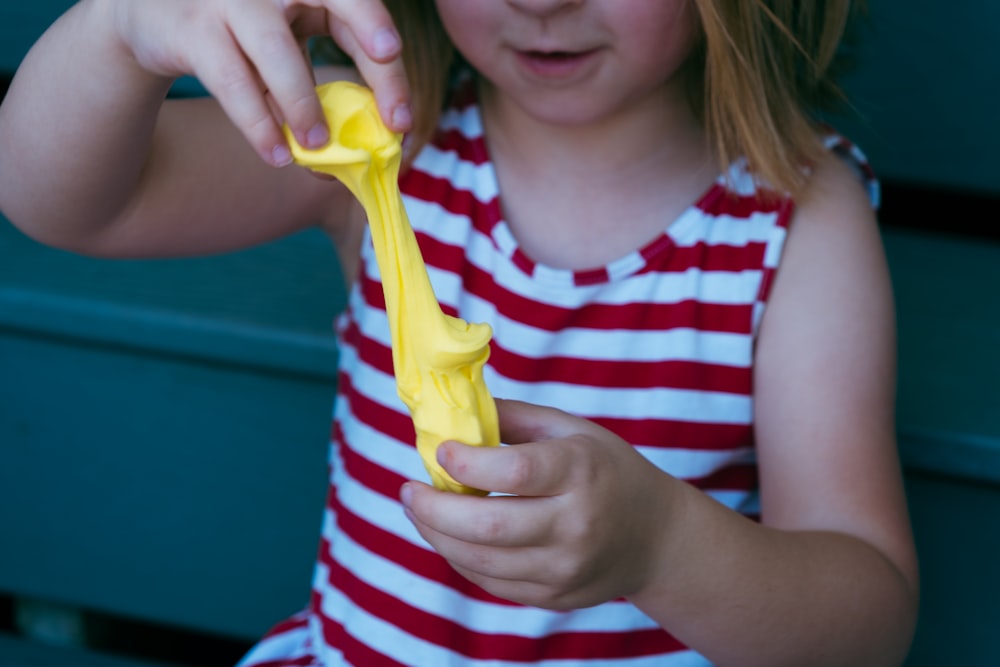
[796, 143, 878, 228]
[753, 143, 897, 510]
[760, 147, 889, 357]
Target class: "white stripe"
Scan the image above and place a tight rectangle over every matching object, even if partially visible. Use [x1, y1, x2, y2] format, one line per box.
[710, 489, 761, 515]
[491, 320, 752, 366]
[409, 144, 499, 203]
[319, 508, 661, 637]
[355, 282, 752, 367]
[404, 197, 487, 247]
[335, 353, 755, 483]
[315, 558, 701, 666]
[491, 262, 763, 308]
[350, 287, 753, 368]
[438, 104, 484, 138]
[343, 326, 751, 426]
[343, 318, 752, 427]
[235, 618, 312, 666]
[636, 445, 755, 478]
[762, 224, 787, 269]
[335, 389, 428, 485]
[667, 207, 782, 252]
[485, 375, 752, 425]
[332, 449, 428, 549]
[718, 158, 760, 196]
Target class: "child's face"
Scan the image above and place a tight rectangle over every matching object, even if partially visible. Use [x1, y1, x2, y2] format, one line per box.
[433, 0, 700, 126]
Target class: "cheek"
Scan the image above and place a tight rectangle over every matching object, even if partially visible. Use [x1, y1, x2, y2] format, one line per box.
[434, 0, 490, 48]
[619, 1, 700, 75]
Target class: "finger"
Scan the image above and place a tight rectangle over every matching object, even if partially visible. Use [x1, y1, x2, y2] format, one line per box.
[404, 505, 596, 612]
[437, 439, 575, 498]
[496, 398, 586, 445]
[401, 481, 555, 547]
[226, 2, 329, 149]
[318, 0, 403, 63]
[191, 26, 292, 166]
[448, 567, 582, 611]
[327, 14, 411, 132]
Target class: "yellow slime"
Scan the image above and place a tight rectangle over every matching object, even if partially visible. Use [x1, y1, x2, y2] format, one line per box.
[285, 81, 498, 495]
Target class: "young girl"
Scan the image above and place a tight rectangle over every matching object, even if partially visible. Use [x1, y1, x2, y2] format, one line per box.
[0, 1, 919, 665]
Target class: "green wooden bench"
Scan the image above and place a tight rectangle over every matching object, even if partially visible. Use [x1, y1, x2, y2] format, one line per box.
[0, 219, 346, 665]
[2, 2, 999, 666]
[884, 228, 1000, 666]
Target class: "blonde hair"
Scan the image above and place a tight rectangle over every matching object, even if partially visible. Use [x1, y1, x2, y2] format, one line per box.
[692, 0, 865, 195]
[316, 0, 865, 196]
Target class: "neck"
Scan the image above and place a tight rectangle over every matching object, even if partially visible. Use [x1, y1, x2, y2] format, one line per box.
[477, 76, 711, 187]
[473, 77, 719, 271]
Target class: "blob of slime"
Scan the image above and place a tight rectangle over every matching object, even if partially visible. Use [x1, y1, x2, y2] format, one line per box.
[286, 81, 498, 495]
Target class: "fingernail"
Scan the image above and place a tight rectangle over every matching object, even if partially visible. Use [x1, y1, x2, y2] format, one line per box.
[436, 442, 450, 466]
[392, 103, 412, 130]
[372, 28, 401, 59]
[271, 144, 293, 167]
[400, 483, 413, 508]
[305, 123, 329, 149]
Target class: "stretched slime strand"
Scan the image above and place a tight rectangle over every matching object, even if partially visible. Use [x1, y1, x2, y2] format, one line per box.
[285, 81, 499, 495]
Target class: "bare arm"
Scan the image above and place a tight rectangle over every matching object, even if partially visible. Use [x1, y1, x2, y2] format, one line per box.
[627, 153, 918, 665]
[402, 154, 918, 666]
[0, 0, 409, 258]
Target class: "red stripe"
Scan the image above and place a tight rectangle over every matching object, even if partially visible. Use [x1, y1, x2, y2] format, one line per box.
[310, 586, 406, 667]
[342, 320, 755, 453]
[351, 282, 756, 386]
[430, 127, 490, 165]
[591, 416, 752, 453]
[407, 207, 771, 284]
[317, 535, 688, 661]
[338, 372, 414, 449]
[489, 344, 751, 394]
[334, 421, 408, 500]
[574, 265, 611, 286]
[360, 260, 755, 337]
[257, 611, 310, 640]
[689, 462, 759, 492]
[401, 169, 501, 237]
[324, 484, 510, 605]
[755, 200, 795, 305]
[245, 657, 316, 667]
[697, 182, 788, 218]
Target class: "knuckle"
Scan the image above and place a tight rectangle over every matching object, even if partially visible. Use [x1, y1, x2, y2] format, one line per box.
[473, 508, 506, 544]
[212, 59, 254, 96]
[505, 449, 535, 489]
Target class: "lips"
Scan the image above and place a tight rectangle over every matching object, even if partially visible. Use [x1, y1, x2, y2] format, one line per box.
[515, 48, 600, 80]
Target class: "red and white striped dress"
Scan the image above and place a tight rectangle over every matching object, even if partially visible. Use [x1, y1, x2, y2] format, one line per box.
[238, 85, 877, 666]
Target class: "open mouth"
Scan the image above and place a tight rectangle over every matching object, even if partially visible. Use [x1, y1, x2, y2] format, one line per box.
[516, 48, 598, 78]
[527, 51, 577, 61]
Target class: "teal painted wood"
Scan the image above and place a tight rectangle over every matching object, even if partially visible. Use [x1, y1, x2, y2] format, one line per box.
[0, 0, 204, 96]
[0, 219, 347, 641]
[0, 3, 72, 73]
[885, 227, 1000, 479]
[0, 633, 186, 667]
[0, 223, 343, 379]
[884, 228, 1000, 666]
[903, 473, 1000, 666]
[829, 4, 1000, 194]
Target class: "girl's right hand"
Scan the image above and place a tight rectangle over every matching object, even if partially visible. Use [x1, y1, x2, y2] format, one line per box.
[104, 0, 411, 166]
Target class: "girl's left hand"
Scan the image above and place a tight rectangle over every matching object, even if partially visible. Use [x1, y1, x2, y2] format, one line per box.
[400, 398, 678, 610]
